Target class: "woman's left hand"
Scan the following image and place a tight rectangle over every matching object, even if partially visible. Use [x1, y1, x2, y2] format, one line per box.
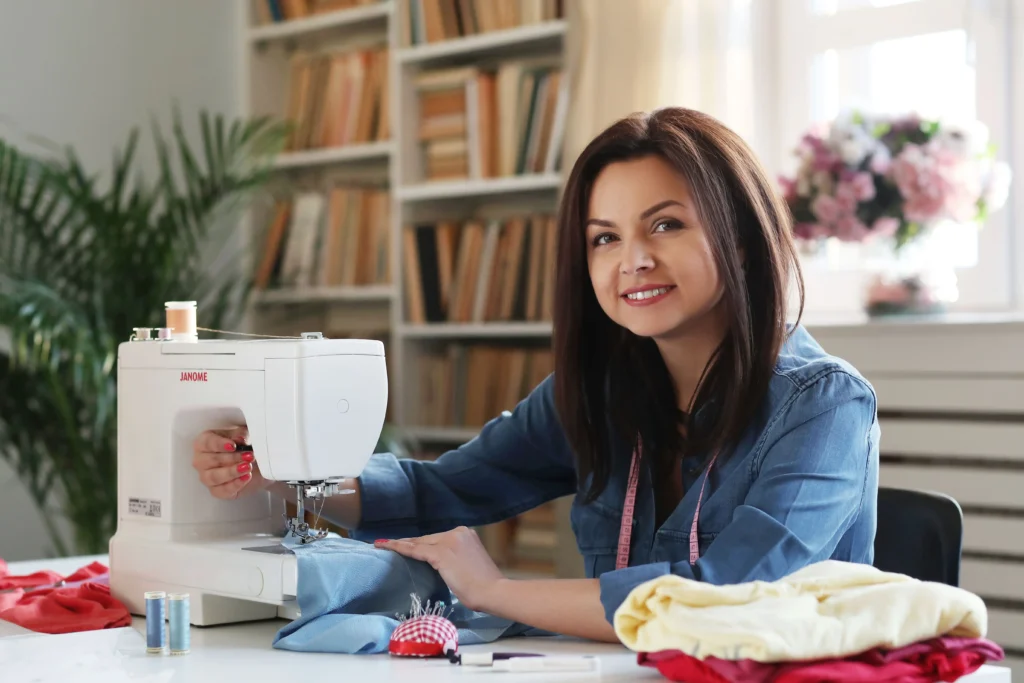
[375, 527, 506, 612]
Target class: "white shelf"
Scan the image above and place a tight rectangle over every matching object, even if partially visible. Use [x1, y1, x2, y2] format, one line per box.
[273, 142, 393, 170]
[404, 426, 480, 443]
[249, 2, 392, 43]
[253, 285, 394, 305]
[397, 20, 567, 64]
[244, 0, 569, 439]
[396, 173, 562, 201]
[399, 322, 552, 338]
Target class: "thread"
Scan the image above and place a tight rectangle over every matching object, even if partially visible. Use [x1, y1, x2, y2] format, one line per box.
[196, 326, 300, 339]
[145, 591, 166, 653]
[168, 593, 190, 655]
[165, 301, 197, 341]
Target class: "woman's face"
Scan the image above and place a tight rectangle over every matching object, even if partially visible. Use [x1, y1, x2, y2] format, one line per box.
[585, 154, 725, 340]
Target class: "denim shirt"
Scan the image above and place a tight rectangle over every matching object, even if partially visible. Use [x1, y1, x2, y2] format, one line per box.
[352, 325, 880, 625]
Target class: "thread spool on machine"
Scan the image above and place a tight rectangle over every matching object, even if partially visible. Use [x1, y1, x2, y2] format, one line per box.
[132, 301, 198, 343]
[165, 301, 198, 342]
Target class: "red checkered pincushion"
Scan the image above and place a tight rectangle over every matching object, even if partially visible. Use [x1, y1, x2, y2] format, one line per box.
[388, 594, 458, 658]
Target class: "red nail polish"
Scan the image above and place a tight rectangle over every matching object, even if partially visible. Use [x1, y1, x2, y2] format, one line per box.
[241, 452, 254, 462]
[374, 539, 387, 544]
[237, 462, 251, 473]
[224, 442, 235, 451]
[240, 473, 252, 482]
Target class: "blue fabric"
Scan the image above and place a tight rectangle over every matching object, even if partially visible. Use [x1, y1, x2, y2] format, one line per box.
[272, 536, 544, 654]
[352, 324, 880, 626]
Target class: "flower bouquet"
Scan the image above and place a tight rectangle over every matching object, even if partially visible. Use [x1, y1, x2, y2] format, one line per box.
[780, 111, 1011, 316]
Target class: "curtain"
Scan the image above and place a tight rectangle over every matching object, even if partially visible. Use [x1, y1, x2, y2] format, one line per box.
[561, 0, 760, 169]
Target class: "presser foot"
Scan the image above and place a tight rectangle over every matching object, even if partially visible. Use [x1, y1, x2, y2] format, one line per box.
[283, 480, 345, 544]
[284, 516, 329, 544]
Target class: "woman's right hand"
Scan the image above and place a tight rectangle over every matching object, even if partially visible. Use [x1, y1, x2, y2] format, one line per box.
[192, 425, 268, 500]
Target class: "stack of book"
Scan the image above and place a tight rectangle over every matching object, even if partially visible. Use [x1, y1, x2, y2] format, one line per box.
[253, 0, 382, 24]
[254, 185, 392, 289]
[402, 214, 557, 324]
[401, 0, 564, 45]
[416, 344, 554, 427]
[282, 46, 390, 152]
[415, 60, 568, 180]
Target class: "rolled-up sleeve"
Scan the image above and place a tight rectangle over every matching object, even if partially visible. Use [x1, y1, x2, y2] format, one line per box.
[351, 374, 577, 540]
[598, 369, 878, 624]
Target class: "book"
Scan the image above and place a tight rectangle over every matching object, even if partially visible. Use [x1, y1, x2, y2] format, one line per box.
[416, 344, 554, 427]
[401, 214, 556, 324]
[254, 184, 391, 289]
[400, 0, 564, 46]
[283, 45, 390, 152]
[252, 0, 383, 25]
[414, 60, 568, 181]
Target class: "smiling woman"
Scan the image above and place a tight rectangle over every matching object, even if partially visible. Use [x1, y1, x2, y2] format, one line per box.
[554, 109, 805, 521]
[586, 165, 728, 373]
[190, 107, 881, 646]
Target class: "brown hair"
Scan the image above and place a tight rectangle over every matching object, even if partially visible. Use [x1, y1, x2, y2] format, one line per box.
[552, 107, 804, 502]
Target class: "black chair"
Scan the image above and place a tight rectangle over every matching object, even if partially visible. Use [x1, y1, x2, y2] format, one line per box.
[872, 486, 964, 586]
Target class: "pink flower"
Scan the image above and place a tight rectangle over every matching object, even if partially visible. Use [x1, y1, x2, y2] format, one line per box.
[850, 172, 876, 201]
[869, 148, 892, 175]
[871, 217, 899, 238]
[835, 182, 858, 212]
[800, 133, 841, 172]
[811, 194, 841, 224]
[890, 143, 981, 224]
[813, 148, 840, 172]
[835, 215, 870, 242]
[778, 175, 797, 202]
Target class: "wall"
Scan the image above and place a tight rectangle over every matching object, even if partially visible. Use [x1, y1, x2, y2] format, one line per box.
[0, 0, 243, 561]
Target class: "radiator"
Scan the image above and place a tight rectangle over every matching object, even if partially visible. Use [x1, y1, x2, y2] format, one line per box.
[813, 317, 1024, 678]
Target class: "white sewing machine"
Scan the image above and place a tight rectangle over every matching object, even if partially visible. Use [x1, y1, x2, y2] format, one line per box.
[108, 321, 388, 626]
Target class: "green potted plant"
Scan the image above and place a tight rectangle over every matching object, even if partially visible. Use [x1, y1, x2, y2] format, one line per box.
[0, 108, 293, 556]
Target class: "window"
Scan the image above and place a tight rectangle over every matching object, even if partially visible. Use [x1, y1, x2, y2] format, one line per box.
[771, 0, 1016, 316]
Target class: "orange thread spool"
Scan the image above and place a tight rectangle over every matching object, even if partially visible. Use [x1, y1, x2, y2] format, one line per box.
[165, 301, 198, 341]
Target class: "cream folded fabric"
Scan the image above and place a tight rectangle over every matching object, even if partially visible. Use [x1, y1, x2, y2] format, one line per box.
[613, 560, 987, 662]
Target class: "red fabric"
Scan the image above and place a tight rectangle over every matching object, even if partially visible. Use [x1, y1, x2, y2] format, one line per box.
[0, 557, 63, 591]
[640, 652, 733, 683]
[638, 637, 1002, 683]
[774, 650, 987, 683]
[0, 560, 131, 634]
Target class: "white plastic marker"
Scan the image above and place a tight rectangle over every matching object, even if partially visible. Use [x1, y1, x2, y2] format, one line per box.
[457, 652, 600, 673]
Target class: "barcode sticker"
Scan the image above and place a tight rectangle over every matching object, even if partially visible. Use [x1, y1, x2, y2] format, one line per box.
[129, 497, 162, 518]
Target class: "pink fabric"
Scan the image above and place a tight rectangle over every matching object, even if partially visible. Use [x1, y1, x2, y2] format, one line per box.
[0, 560, 131, 634]
[638, 637, 1004, 683]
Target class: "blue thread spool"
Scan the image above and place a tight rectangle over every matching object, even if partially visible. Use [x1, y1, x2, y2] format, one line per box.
[168, 593, 190, 655]
[144, 591, 166, 653]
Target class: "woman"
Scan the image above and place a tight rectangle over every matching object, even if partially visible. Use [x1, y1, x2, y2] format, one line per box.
[192, 107, 880, 643]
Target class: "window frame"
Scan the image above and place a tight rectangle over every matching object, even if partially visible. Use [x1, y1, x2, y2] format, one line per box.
[756, 0, 1020, 317]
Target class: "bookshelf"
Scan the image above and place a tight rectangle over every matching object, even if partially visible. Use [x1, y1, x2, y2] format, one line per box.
[273, 140, 394, 170]
[396, 172, 562, 201]
[252, 283, 394, 304]
[397, 18, 567, 63]
[398, 321, 553, 338]
[249, 1, 391, 43]
[243, 0, 574, 578]
[243, 0, 394, 321]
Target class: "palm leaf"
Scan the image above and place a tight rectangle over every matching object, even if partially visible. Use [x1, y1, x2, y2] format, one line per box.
[0, 108, 289, 555]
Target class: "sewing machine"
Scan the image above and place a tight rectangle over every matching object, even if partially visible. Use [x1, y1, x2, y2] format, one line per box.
[108, 327, 388, 626]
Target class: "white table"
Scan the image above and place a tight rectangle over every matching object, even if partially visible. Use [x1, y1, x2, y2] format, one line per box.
[0, 555, 1012, 683]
